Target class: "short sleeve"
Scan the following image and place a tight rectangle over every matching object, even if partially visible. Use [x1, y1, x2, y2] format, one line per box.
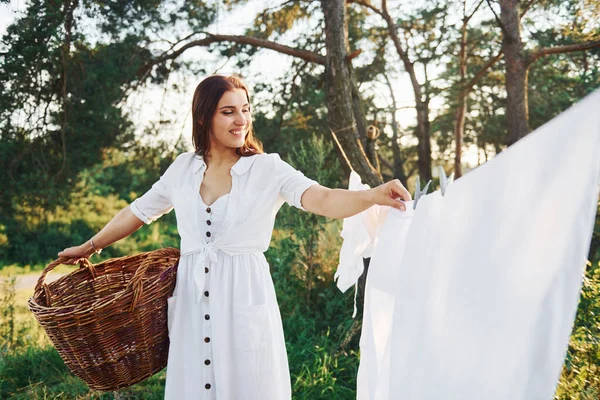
[273, 153, 319, 211]
[130, 155, 183, 224]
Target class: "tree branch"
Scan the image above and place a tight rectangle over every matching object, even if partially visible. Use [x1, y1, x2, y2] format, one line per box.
[349, 0, 384, 17]
[54, 0, 78, 183]
[463, 50, 504, 94]
[485, 0, 509, 37]
[520, 0, 537, 19]
[458, 0, 535, 96]
[145, 33, 325, 72]
[527, 40, 600, 67]
[377, 152, 394, 171]
[274, 60, 310, 141]
[466, 0, 485, 21]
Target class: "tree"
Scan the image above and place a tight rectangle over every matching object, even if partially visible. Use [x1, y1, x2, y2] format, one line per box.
[322, 0, 382, 185]
[453, 0, 485, 178]
[352, 0, 453, 182]
[493, 0, 600, 145]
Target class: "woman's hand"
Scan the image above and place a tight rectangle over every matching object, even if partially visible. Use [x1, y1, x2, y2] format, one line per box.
[58, 242, 95, 265]
[55, 206, 146, 264]
[369, 179, 412, 211]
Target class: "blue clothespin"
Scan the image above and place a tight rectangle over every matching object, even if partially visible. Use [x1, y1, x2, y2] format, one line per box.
[413, 176, 432, 210]
[439, 166, 454, 196]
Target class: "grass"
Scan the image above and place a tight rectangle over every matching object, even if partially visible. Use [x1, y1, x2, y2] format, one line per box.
[0, 268, 360, 399]
[2, 255, 599, 399]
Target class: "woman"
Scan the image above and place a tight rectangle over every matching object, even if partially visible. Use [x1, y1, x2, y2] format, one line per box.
[58, 75, 411, 399]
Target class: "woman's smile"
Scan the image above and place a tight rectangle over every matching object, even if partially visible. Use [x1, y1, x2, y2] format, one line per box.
[229, 128, 245, 136]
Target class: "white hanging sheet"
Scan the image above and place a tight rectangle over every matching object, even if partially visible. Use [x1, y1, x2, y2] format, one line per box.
[341, 89, 600, 400]
[357, 202, 415, 400]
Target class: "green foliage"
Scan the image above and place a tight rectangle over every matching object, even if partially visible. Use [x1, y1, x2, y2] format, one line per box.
[248, 1, 313, 39]
[266, 134, 360, 398]
[0, 146, 181, 265]
[270, 133, 345, 312]
[253, 67, 330, 156]
[555, 200, 600, 398]
[0, 2, 151, 210]
[0, 0, 215, 259]
[556, 262, 600, 399]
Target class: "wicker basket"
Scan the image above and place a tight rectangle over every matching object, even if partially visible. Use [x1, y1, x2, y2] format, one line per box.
[28, 247, 180, 391]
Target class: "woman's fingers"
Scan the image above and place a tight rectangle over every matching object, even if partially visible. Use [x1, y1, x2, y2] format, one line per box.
[383, 188, 406, 211]
[390, 179, 412, 201]
[58, 247, 76, 258]
[392, 199, 406, 211]
[375, 180, 411, 211]
[58, 245, 89, 264]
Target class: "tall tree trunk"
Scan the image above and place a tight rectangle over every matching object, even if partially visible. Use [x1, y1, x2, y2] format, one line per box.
[452, 0, 487, 178]
[365, 137, 380, 173]
[353, 78, 380, 172]
[380, 0, 432, 181]
[499, 0, 529, 146]
[351, 80, 368, 142]
[454, 4, 469, 179]
[383, 73, 408, 185]
[454, 99, 466, 178]
[350, 77, 379, 171]
[321, 0, 381, 187]
[421, 101, 432, 178]
[56, 0, 78, 181]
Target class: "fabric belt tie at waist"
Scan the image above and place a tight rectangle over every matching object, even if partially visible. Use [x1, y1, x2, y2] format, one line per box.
[182, 243, 265, 303]
[183, 243, 219, 304]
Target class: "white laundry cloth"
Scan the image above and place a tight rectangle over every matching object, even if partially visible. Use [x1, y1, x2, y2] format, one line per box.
[357, 202, 415, 400]
[335, 171, 373, 293]
[130, 152, 319, 400]
[339, 89, 600, 400]
[387, 89, 600, 399]
[336, 171, 391, 317]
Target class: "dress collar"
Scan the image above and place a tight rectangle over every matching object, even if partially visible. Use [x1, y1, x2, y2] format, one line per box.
[192, 153, 258, 176]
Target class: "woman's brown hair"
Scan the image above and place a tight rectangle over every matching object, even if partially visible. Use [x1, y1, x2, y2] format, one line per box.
[191, 75, 264, 157]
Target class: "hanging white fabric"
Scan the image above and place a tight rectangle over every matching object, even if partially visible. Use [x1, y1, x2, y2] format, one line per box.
[357, 202, 415, 400]
[340, 88, 600, 400]
[336, 171, 390, 317]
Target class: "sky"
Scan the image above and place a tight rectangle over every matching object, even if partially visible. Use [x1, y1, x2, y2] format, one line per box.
[0, 0, 482, 170]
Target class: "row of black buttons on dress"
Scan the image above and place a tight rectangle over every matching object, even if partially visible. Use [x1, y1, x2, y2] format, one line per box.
[205, 205, 212, 391]
[206, 206, 212, 237]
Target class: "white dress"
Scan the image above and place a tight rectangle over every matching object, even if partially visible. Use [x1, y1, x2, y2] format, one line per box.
[129, 152, 319, 400]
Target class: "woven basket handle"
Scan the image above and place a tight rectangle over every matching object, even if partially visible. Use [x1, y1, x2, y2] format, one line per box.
[36, 257, 96, 306]
[127, 248, 179, 312]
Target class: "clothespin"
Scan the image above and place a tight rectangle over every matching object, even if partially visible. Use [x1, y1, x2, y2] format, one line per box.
[439, 166, 454, 196]
[413, 176, 432, 210]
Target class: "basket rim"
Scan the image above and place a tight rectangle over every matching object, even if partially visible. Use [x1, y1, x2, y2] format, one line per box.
[29, 249, 179, 312]
[28, 263, 177, 313]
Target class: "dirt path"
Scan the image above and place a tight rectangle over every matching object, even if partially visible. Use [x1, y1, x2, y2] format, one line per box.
[4, 273, 67, 291]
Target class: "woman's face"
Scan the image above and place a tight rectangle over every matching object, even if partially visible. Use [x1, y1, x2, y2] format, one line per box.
[209, 88, 251, 150]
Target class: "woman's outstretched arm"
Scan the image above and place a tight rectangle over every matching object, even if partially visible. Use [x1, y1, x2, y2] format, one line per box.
[301, 179, 412, 219]
[57, 206, 145, 264]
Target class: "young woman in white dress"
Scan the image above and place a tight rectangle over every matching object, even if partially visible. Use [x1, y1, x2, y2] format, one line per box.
[58, 75, 411, 399]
